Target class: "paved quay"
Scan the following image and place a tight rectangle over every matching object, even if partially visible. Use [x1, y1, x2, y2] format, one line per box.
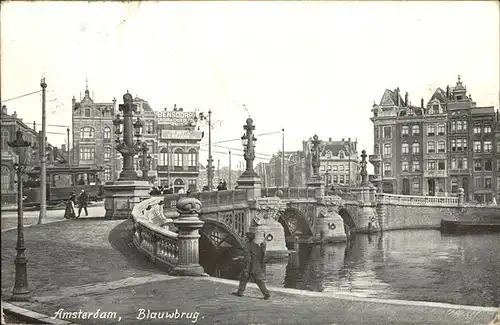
[1, 218, 498, 325]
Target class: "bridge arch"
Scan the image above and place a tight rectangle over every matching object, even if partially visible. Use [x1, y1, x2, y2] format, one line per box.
[199, 219, 247, 277]
[278, 207, 314, 239]
[338, 207, 356, 229]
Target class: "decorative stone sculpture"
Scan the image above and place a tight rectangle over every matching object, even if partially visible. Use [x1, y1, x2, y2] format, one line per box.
[170, 197, 207, 276]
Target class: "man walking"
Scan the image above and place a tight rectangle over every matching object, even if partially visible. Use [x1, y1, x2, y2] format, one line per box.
[77, 189, 89, 218]
[234, 232, 270, 300]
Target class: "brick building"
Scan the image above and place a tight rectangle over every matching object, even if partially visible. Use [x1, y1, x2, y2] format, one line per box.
[370, 76, 499, 202]
[317, 137, 360, 188]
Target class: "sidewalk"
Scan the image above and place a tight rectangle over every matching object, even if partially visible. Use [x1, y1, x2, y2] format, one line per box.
[1, 219, 497, 325]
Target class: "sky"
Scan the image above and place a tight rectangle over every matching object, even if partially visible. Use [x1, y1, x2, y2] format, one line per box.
[1, 1, 499, 170]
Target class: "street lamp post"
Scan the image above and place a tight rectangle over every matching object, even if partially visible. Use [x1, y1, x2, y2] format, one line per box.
[38, 78, 47, 224]
[236, 118, 262, 197]
[196, 110, 214, 191]
[134, 120, 152, 182]
[8, 130, 32, 301]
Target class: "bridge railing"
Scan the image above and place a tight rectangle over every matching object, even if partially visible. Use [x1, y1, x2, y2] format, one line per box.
[261, 187, 316, 200]
[158, 189, 249, 211]
[376, 193, 459, 206]
[131, 197, 179, 269]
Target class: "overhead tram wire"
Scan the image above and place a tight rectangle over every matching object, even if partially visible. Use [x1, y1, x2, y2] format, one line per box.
[212, 143, 273, 157]
[199, 148, 270, 160]
[208, 130, 282, 146]
[1, 90, 42, 103]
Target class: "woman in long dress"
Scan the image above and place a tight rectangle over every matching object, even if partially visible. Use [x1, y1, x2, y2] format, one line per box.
[64, 191, 77, 219]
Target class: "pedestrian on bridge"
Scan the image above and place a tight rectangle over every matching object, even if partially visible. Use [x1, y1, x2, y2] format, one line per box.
[234, 232, 270, 300]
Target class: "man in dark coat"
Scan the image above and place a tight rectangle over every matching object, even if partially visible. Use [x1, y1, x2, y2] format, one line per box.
[77, 189, 89, 218]
[234, 232, 270, 299]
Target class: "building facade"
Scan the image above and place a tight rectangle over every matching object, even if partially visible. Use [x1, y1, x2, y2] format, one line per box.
[370, 76, 499, 203]
[156, 105, 203, 192]
[317, 137, 360, 188]
[1, 105, 61, 204]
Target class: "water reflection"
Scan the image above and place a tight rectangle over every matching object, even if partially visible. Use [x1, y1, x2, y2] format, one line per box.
[202, 230, 500, 307]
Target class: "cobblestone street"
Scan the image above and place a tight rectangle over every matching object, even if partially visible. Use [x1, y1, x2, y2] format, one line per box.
[2, 219, 497, 325]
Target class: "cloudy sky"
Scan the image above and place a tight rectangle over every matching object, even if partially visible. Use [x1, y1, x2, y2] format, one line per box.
[1, 1, 498, 169]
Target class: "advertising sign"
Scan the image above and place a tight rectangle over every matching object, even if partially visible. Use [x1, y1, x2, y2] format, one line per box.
[160, 130, 203, 140]
[155, 110, 196, 125]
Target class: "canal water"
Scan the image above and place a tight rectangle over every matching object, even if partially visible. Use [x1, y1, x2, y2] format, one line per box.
[200, 230, 500, 307]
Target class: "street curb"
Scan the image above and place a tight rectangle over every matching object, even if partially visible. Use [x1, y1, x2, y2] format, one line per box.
[1, 219, 68, 233]
[2, 301, 78, 325]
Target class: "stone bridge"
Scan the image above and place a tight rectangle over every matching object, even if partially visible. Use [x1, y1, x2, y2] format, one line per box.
[130, 185, 499, 271]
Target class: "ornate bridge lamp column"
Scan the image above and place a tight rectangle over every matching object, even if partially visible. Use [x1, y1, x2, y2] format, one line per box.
[138, 142, 152, 182]
[236, 118, 262, 200]
[8, 130, 32, 301]
[307, 134, 325, 197]
[104, 92, 151, 220]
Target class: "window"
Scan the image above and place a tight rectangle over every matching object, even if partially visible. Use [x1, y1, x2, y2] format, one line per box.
[474, 159, 482, 171]
[1, 130, 9, 152]
[401, 161, 409, 172]
[485, 177, 492, 189]
[427, 141, 435, 153]
[402, 143, 409, 154]
[451, 121, 456, 132]
[145, 121, 154, 134]
[375, 127, 380, 139]
[427, 124, 435, 136]
[411, 125, 420, 135]
[104, 167, 111, 181]
[484, 125, 492, 134]
[339, 175, 344, 184]
[474, 141, 482, 153]
[437, 179, 445, 193]
[412, 161, 420, 172]
[427, 160, 436, 170]
[412, 178, 420, 193]
[402, 126, 409, 135]
[438, 160, 445, 170]
[158, 148, 168, 166]
[1, 166, 11, 191]
[374, 145, 379, 155]
[485, 159, 492, 171]
[484, 141, 492, 153]
[438, 124, 445, 135]
[473, 125, 481, 135]
[188, 149, 197, 167]
[80, 127, 95, 139]
[451, 158, 468, 170]
[188, 179, 197, 191]
[451, 139, 457, 151]
[383, 143, 391, 156]
[412, 142, 420, 154]
[103, 127, 111, 139]
[339, 151, 345, 159]
[174, 149, 183, 167]
[79, 147, 95, 161]
[332, 165, 338, 171]
[84, 108, 91, 117]
[461, 121, 467, 131]
[383, 126, 392, 138]
[333, 175, 338, 183]
[104, 147, 111, 161]
[339, 165, 344, 171]
[497, 160, 500, 172]
[384, 163, 391, 177]
[438, 141, 445, 153]
[474, 176, 482, 188]
[498, 177, 500, 189]
[498, 142, 500, 153]
[326, 164, 331, 171]
[432, 104, 439, 114]
[451, 177, 458, 194]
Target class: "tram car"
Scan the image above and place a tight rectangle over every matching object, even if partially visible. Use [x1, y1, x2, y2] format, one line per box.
[23, 166, 104, 207]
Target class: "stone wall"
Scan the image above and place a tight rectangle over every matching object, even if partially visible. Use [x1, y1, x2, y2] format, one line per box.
[379, 203, 461, 230]
[460, 206, 500, 222]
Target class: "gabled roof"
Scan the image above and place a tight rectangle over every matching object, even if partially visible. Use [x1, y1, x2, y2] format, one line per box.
[427, 87, 447, 104]
[134, 97, 154, 112]
[379, 89, 404, 107]
[320, 141, 356, 157]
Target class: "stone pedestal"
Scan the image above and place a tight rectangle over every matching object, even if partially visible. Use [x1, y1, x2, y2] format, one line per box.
[313, 209, 347, 243]
[236, 171, 262, 200]
[170, 197, 207, 276]
[104, 180, 151, 219]
[307, 177, 325, 198]
[250, 221, 289, 259]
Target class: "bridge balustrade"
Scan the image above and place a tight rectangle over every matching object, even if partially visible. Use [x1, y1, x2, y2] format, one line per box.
[131, 197, 180, 269]
[261, 187, 316, 200]
[376, 193, 459, 206]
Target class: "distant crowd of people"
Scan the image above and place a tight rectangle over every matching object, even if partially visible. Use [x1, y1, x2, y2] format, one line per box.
[202, 180, 228, 192]
[149, 185, 174, 195]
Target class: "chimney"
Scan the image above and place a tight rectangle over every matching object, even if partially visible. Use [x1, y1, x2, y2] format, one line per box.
[329, 137, 332, 142]
[396, 87, 400, 106]
[33, 121, 36, 131]
[405, 92, 409, 107]
[13, 111, 17, 118]
[173, 104, 177, 111]
[421, 98, 424, 109]
[446, 85, 450, 99]
[1, 105, 6, 115]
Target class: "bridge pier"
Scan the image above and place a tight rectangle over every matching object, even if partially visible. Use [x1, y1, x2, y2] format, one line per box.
[313, 196, 347, 243]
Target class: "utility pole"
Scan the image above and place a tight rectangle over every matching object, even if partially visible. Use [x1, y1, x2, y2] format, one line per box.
[217, 158, 220, 185]
[207, 110, 213, 191]
[166, 141, 170, 186]
[282, 128, 285, 187]
[66, 127, 70, 165]
[38, 78, 47, 224]
[228, 151, 232, 190]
